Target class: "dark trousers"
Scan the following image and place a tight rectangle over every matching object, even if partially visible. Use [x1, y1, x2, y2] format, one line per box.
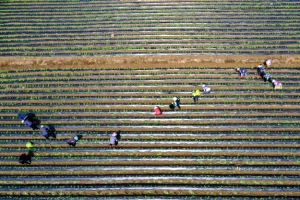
[193, 96, 199, 103]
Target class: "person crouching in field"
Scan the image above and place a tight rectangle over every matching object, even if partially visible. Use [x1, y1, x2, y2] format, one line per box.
[236, 68, 248, 78]
[154, 106, 162, 116]
[192, 89, 201, 103]
[202, 84, 211, 94]
[169, 97, 181, 110]
[19, 150, 34, 164]
[109, 132, 119, 148]
[40, 125, 56, 139]
[67, 135, 82, 147]
[21, 113, 40, 130]
[257, 64, 266, 79]
[263, 73, 273, 83]
[272, 79, 282, 90]
[264, 58, 272, 68]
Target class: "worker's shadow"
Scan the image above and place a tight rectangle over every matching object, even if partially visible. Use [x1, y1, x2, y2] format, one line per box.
[116, 130, 121, 141]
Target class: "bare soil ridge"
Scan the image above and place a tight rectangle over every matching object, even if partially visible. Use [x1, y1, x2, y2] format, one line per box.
[1, 55, 300, 70]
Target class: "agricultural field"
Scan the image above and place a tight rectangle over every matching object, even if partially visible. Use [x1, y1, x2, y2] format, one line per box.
[0, 0, 300, 199]
[0, 0, 300, 55]
[0, 62, 299, 199]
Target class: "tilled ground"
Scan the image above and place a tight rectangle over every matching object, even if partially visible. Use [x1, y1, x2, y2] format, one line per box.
[0, 59, 299, 198]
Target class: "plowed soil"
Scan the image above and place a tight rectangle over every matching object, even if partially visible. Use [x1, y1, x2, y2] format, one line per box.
[1, 54, 300, 70]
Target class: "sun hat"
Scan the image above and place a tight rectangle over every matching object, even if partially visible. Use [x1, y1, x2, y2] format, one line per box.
[112, 132, 117, 136]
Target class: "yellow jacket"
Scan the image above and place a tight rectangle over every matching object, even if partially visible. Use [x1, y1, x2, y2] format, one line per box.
[192, 90, 201, 96]
[26, 142, 34, 148]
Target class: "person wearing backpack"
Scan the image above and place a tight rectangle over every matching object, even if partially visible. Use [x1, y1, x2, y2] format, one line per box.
[192, 89, 201, 103]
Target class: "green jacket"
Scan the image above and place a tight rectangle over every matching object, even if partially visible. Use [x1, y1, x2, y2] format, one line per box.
[192, 90, 201, 96]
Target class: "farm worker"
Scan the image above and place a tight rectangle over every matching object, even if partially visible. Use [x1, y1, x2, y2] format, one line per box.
[109, 132, 118, 148]
[40, 125, 56, 139]
[264, 58, 272, 68]
[192, 89, 201, 103]
[202, 84, 211, 94]
[236, 68, 248, 78]
[19, 150, 34, 164]
[22, 113, 40, 130]
[67, 135, 80, 147]
[263, 73, 273, 83]
[154, 106, 162, 115]
[173, 97, 181, 109]
[257, 64, 265, 78]
[26, 141, 35, 148]
[272, 79, 282, 90]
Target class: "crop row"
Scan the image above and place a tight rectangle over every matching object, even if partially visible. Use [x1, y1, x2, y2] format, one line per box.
[1, 98, 299, 104]
[1, 49, 299, 56]
[2, 112, 300, 120]
[1, 159, 300, 166]
[2, 45, 300, 51]
[2, 119, 300, 126]
[1, 69, 298, 78]
[3, 40, 299, 48]
[2, 23, 299, 30]
[3, 18, 300, 25]
[2, 5, 300, 13]
[2, 31, 299, 39]
[1, 93, 299, 101]
[0, 189, 300, 197]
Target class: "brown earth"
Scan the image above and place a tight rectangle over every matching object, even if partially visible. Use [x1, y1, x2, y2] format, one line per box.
[1, 179, 299, 186]
[0, 169, 299, 176]
[1, 151, 299, 157]
[1, 112, 300, 118]
[1, 55, 300, 70]
[1, 189, 300, 196]
[1, 135, 298, 140]
[1, 160, 299, 166]
[1, 143, 299, 148]
[2, 127, 300, 132]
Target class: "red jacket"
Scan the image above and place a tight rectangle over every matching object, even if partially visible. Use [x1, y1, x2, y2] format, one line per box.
[154, 107, 162, 115]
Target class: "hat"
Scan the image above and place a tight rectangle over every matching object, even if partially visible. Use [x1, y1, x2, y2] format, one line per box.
[173, 97, 177, 101]
[41, 125, 44, 128]
[154, 106, 158, 109]
[272, 80, 275, 83]
[236, 68, 240, 71]
[74, 136, 79, 141]
[112, 132, 117, 136]
[202, 84, 206, 88]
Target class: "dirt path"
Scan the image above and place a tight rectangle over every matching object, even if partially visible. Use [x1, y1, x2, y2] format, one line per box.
[1, 54, 300, 70]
